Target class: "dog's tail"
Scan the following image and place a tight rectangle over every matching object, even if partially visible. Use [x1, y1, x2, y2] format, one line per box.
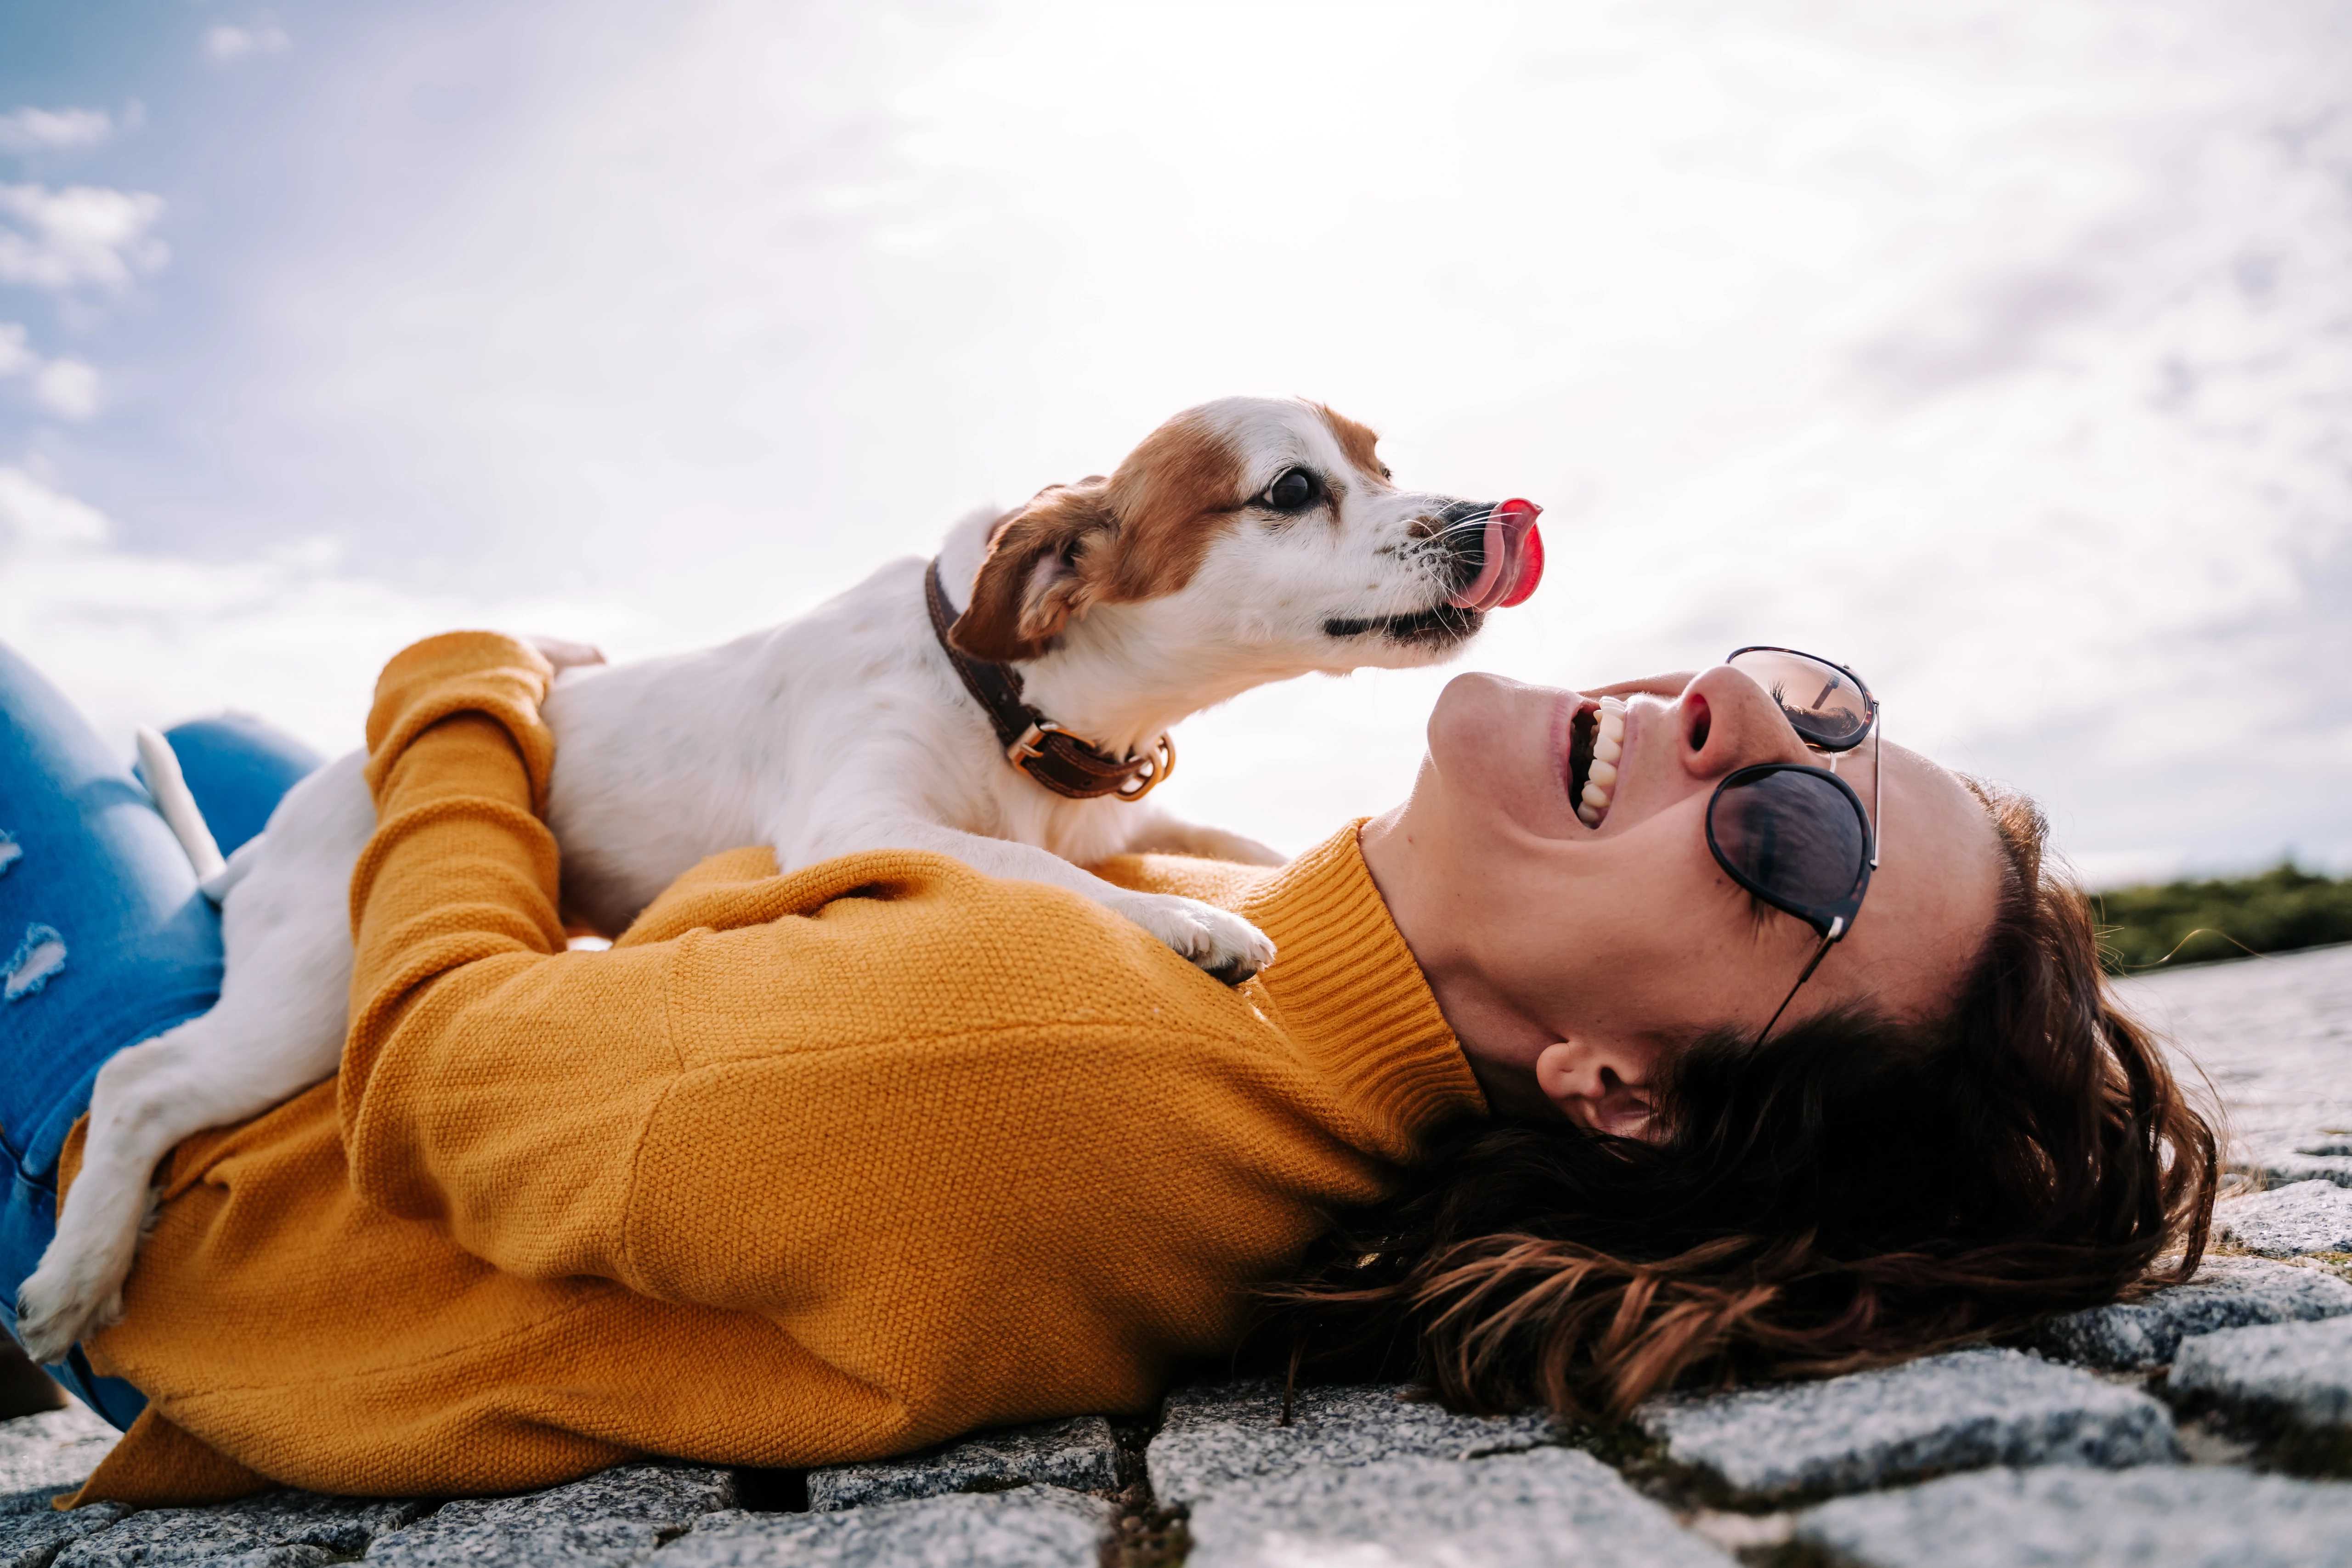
[136, 726, 227, 887]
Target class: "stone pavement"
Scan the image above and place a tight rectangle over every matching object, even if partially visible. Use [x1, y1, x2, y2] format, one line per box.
[3, 944, 2349, 1565]
[2128, 942, 2352, 1189]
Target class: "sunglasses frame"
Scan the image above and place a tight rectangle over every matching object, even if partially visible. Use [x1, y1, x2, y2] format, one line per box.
[1713, 648, 1883, 1047]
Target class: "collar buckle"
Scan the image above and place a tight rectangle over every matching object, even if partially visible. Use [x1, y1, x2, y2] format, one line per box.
[1006, 720, 1065, 767]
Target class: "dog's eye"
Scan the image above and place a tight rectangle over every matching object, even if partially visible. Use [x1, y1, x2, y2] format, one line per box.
[1262, 468, 1321, 512]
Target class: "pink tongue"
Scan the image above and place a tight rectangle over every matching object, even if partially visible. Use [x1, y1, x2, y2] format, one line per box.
[1447, 498, 1545, 611]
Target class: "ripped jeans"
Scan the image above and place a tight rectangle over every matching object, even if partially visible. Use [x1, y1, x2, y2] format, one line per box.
[0, 642, 319, 1427]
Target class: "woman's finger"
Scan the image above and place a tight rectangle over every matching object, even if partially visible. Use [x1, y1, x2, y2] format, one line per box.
[526, 635, 608, 672]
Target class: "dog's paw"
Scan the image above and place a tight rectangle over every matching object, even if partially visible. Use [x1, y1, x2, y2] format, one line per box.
[14, 1257, 126, 1366]
[1115, 893, 1277, 984]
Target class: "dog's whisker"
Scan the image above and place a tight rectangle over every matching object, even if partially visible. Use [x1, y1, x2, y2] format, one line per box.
[1425, 513, 1498, 540]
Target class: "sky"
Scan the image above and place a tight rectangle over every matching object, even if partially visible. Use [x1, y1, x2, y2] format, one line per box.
[1, 0, 2347, 885]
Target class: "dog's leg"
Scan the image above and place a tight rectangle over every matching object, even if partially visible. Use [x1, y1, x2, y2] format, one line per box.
[16, 762, 367, 1364]
[796, 814, 1277, 984]
[1114, 805, 1288, 868]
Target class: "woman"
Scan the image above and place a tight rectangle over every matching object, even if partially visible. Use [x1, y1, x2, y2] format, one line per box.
[0, 633, 2213, 1505]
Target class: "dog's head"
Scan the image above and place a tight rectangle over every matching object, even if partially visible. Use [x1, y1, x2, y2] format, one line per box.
[949, 397, 1542, 681]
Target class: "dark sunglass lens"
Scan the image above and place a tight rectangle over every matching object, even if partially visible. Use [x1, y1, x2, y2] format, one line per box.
[1710, 769, 1869, 911]
[1728, 649, 1871, 750]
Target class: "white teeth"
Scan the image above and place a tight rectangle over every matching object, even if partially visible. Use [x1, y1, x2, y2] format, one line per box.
[1577, 697, 1628, 830]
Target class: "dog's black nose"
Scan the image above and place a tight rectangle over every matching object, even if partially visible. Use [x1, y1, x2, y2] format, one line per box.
[1433, 499, 1494, 592]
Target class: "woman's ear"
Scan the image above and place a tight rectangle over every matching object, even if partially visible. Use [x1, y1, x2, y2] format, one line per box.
[950, 480, 1115, 663]
[1534, 1039, 1659, 1141]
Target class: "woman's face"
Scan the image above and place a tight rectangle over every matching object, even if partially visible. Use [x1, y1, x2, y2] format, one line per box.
[1357, 663, 2003, 1138]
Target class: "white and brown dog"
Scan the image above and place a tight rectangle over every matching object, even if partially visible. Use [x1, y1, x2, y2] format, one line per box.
[16, 395, 1544, 1361]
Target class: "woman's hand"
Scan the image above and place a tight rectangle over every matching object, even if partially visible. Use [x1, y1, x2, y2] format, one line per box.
[524, 635, 608, 674]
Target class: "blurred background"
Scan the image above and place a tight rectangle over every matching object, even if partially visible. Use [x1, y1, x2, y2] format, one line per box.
[2, 0, 2347, 905]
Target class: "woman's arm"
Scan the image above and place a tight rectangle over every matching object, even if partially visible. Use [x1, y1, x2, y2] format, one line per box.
[337, 632, 684, 1279]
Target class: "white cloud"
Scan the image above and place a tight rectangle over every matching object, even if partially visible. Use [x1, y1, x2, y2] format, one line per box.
[204, 23, 291, 62]
[0, 464, 110, 548]
[0, 465, 650, 757]
[0, 106, 115, 154]
[31, 357, 100, 419]
[0, 323, 104, 421]
[0, 183, 167, 290]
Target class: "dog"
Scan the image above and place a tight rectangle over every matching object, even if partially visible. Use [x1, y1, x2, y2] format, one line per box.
[15, 395, 1544, 1362]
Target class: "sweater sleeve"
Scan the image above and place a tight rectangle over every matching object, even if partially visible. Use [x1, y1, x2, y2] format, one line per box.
[339, 631, 681, 1280]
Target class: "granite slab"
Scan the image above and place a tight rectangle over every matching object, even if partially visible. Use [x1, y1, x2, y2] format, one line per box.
[1147, 1381, 1555, 1506]
[1634, 1347, 2175, 1502]
[2034, 1254, 2352, 1370]
[1184, 1447, 1731, 1568]
[670, 1486, 1107, 1568]
[807, 1416, 1117, 1511]
[1795, 1463, 2352, 1568]
[2171, 1314, 2352, 1428]
[2218, 1180, 2352, 1257]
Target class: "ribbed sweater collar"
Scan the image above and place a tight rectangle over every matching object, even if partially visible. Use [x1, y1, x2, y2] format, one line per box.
[1237, 823, 1488, 1155]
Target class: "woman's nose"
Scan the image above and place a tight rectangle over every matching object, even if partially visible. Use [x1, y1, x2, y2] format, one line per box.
[1673, 664, 1816, 781]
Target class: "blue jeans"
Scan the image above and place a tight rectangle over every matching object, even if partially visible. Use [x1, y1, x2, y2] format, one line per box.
[0, 644, 320, 1427]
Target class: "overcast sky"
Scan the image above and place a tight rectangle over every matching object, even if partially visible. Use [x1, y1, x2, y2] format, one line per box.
[2, 0, 2346, 885]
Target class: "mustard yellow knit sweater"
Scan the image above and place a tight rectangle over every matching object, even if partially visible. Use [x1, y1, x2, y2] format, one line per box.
[66, 632, 1484, 1505]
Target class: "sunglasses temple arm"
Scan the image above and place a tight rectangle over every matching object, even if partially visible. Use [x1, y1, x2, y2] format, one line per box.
[1868, 719, 1883, 870]
[1755, 931, 1837, 1049]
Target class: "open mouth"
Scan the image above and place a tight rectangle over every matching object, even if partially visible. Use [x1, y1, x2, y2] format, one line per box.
[1321, 603, 1483, 646]
[1565, 697, 1626, 828]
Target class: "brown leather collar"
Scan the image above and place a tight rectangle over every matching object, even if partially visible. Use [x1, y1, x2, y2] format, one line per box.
[924, 557, 1175, 802]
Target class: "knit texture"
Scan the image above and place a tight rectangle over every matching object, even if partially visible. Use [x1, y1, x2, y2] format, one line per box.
[62, 631, 1484, 1506]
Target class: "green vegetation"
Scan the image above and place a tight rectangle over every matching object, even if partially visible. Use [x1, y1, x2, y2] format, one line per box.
[2092, 861, 2352, 974]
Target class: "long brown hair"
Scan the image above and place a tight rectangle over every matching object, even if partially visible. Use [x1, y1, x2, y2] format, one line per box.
[1260, 783, 2219, 1418]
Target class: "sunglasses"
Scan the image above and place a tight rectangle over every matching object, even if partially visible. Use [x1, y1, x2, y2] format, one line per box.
[1703, 646, 1881, 1047]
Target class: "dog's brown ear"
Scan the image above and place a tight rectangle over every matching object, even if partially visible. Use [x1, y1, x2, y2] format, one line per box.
[950, 480, 1114, 662]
